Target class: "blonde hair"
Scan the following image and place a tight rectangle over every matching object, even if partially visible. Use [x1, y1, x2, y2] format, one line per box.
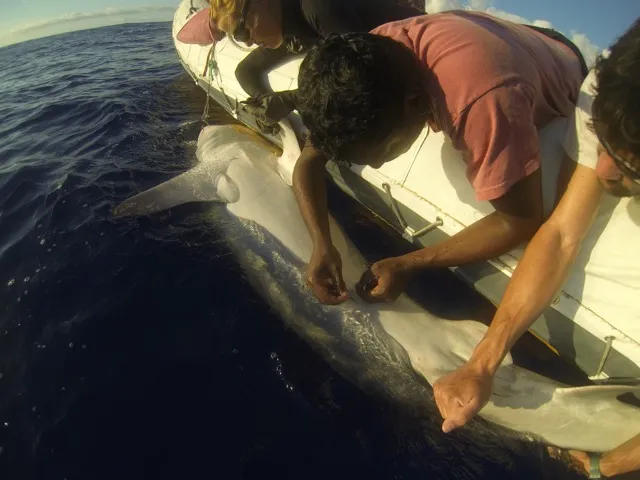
[209, 0, 246, 33]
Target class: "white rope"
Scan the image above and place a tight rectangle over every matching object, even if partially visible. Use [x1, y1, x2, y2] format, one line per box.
[201, 42, 237, 125]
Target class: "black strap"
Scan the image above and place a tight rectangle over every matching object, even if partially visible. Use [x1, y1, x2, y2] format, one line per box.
[188, 0, 197, 16]
[525, 24, 589, 78]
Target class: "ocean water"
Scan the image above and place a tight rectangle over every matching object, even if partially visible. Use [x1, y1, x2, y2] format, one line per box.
[0, 22, 584, 480]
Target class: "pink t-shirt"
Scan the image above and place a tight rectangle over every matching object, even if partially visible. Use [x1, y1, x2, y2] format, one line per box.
[372, 12, 583, 201]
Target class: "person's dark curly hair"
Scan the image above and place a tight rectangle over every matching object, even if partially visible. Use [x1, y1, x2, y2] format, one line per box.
[297, 33, 430, 162]
[591, 19, 640, 166]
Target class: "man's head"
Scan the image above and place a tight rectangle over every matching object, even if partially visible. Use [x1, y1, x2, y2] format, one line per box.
[297, 33, 431, 167]
[210, 0, 283, 48]
[591, 19, 640, 197]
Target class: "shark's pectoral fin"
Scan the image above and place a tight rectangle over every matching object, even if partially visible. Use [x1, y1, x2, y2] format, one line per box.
[556, 384, 640, 405]
[113, 165, 239, 217]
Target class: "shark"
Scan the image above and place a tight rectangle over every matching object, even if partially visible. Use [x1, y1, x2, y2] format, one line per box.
[114, 120, 640, 455]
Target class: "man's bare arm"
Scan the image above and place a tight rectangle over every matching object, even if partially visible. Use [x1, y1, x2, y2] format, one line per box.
[599, 432, 640, 478]
[434, 160, 603, 433]
[394, 169, 544, 270]
[469, 161, 603, 376]
[358, 167, 545, 303]
[292, 143, 348, 304]
[292, 142, 332, 248]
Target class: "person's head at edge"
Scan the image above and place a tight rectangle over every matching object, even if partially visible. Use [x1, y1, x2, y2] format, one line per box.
[590, 18, 640, 197]
[297, 33, 433, 168]
[209, 0, 284, 48]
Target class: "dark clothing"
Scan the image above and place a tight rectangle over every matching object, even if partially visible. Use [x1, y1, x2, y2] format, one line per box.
[235, 0, 422, 98]
[281, 0, 421, 42]
[236, 47, 299, 98]
[524, 25, 589, 78]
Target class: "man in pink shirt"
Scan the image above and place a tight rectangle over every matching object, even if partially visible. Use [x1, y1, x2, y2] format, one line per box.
[292, 11, 585, 305]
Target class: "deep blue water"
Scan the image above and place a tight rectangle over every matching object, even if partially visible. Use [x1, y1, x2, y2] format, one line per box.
[0, 23, 583, 480]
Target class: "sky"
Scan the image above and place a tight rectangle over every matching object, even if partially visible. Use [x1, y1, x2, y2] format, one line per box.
[0, 0, 638, 55]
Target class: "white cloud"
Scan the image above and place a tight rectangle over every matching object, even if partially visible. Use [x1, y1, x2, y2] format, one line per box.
[424, 0, 464, 12]
[484, 6, 529, 25]
[0, 6, 175, 47]
[532, 20, 554, 29]
[570, 32, 599, 67]
[424, 0, 599, 67]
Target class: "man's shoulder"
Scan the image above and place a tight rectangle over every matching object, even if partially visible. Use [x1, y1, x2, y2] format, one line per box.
[298, 0, 350, 20]
[370, 13, 429, 35]
[298, 0, 334, 25]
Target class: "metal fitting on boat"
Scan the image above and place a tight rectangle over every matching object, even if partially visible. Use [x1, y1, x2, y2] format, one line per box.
[590, 336, 616, 381]
[382, 183, 443, 241]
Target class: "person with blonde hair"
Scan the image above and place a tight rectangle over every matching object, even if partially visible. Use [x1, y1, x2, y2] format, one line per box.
[209, 0, 421, 132]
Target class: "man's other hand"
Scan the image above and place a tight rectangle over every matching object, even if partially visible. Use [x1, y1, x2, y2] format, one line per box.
[307, 243, 349, 305]
[433, 362, 494, 433]
[356, 258, 409, 303]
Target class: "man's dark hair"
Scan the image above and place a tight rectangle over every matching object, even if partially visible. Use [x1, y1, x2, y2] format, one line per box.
[592, 19, 640, 161]
[297, 33, 429, 161]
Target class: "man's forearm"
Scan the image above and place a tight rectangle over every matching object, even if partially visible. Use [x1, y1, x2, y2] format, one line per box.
[468, 221, 582, 374]
[396, 210, 539, 271]
[292, 144, 332, 247]
[600, 433, 640, 478]
[235, 45, 293, 99]
[468, 162, 603, 375]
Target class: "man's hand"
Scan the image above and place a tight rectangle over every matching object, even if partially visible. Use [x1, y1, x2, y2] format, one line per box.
[356, 257, 410, 303]
[433, 362, 494, 433]
[240, 90, 297, 125]
[307, 243, 349, 305]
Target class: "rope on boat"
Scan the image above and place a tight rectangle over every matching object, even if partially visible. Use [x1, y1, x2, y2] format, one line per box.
[188, 0, 197, 17]
[201, 42, 238, 126]
[201, 44, 215, 125]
